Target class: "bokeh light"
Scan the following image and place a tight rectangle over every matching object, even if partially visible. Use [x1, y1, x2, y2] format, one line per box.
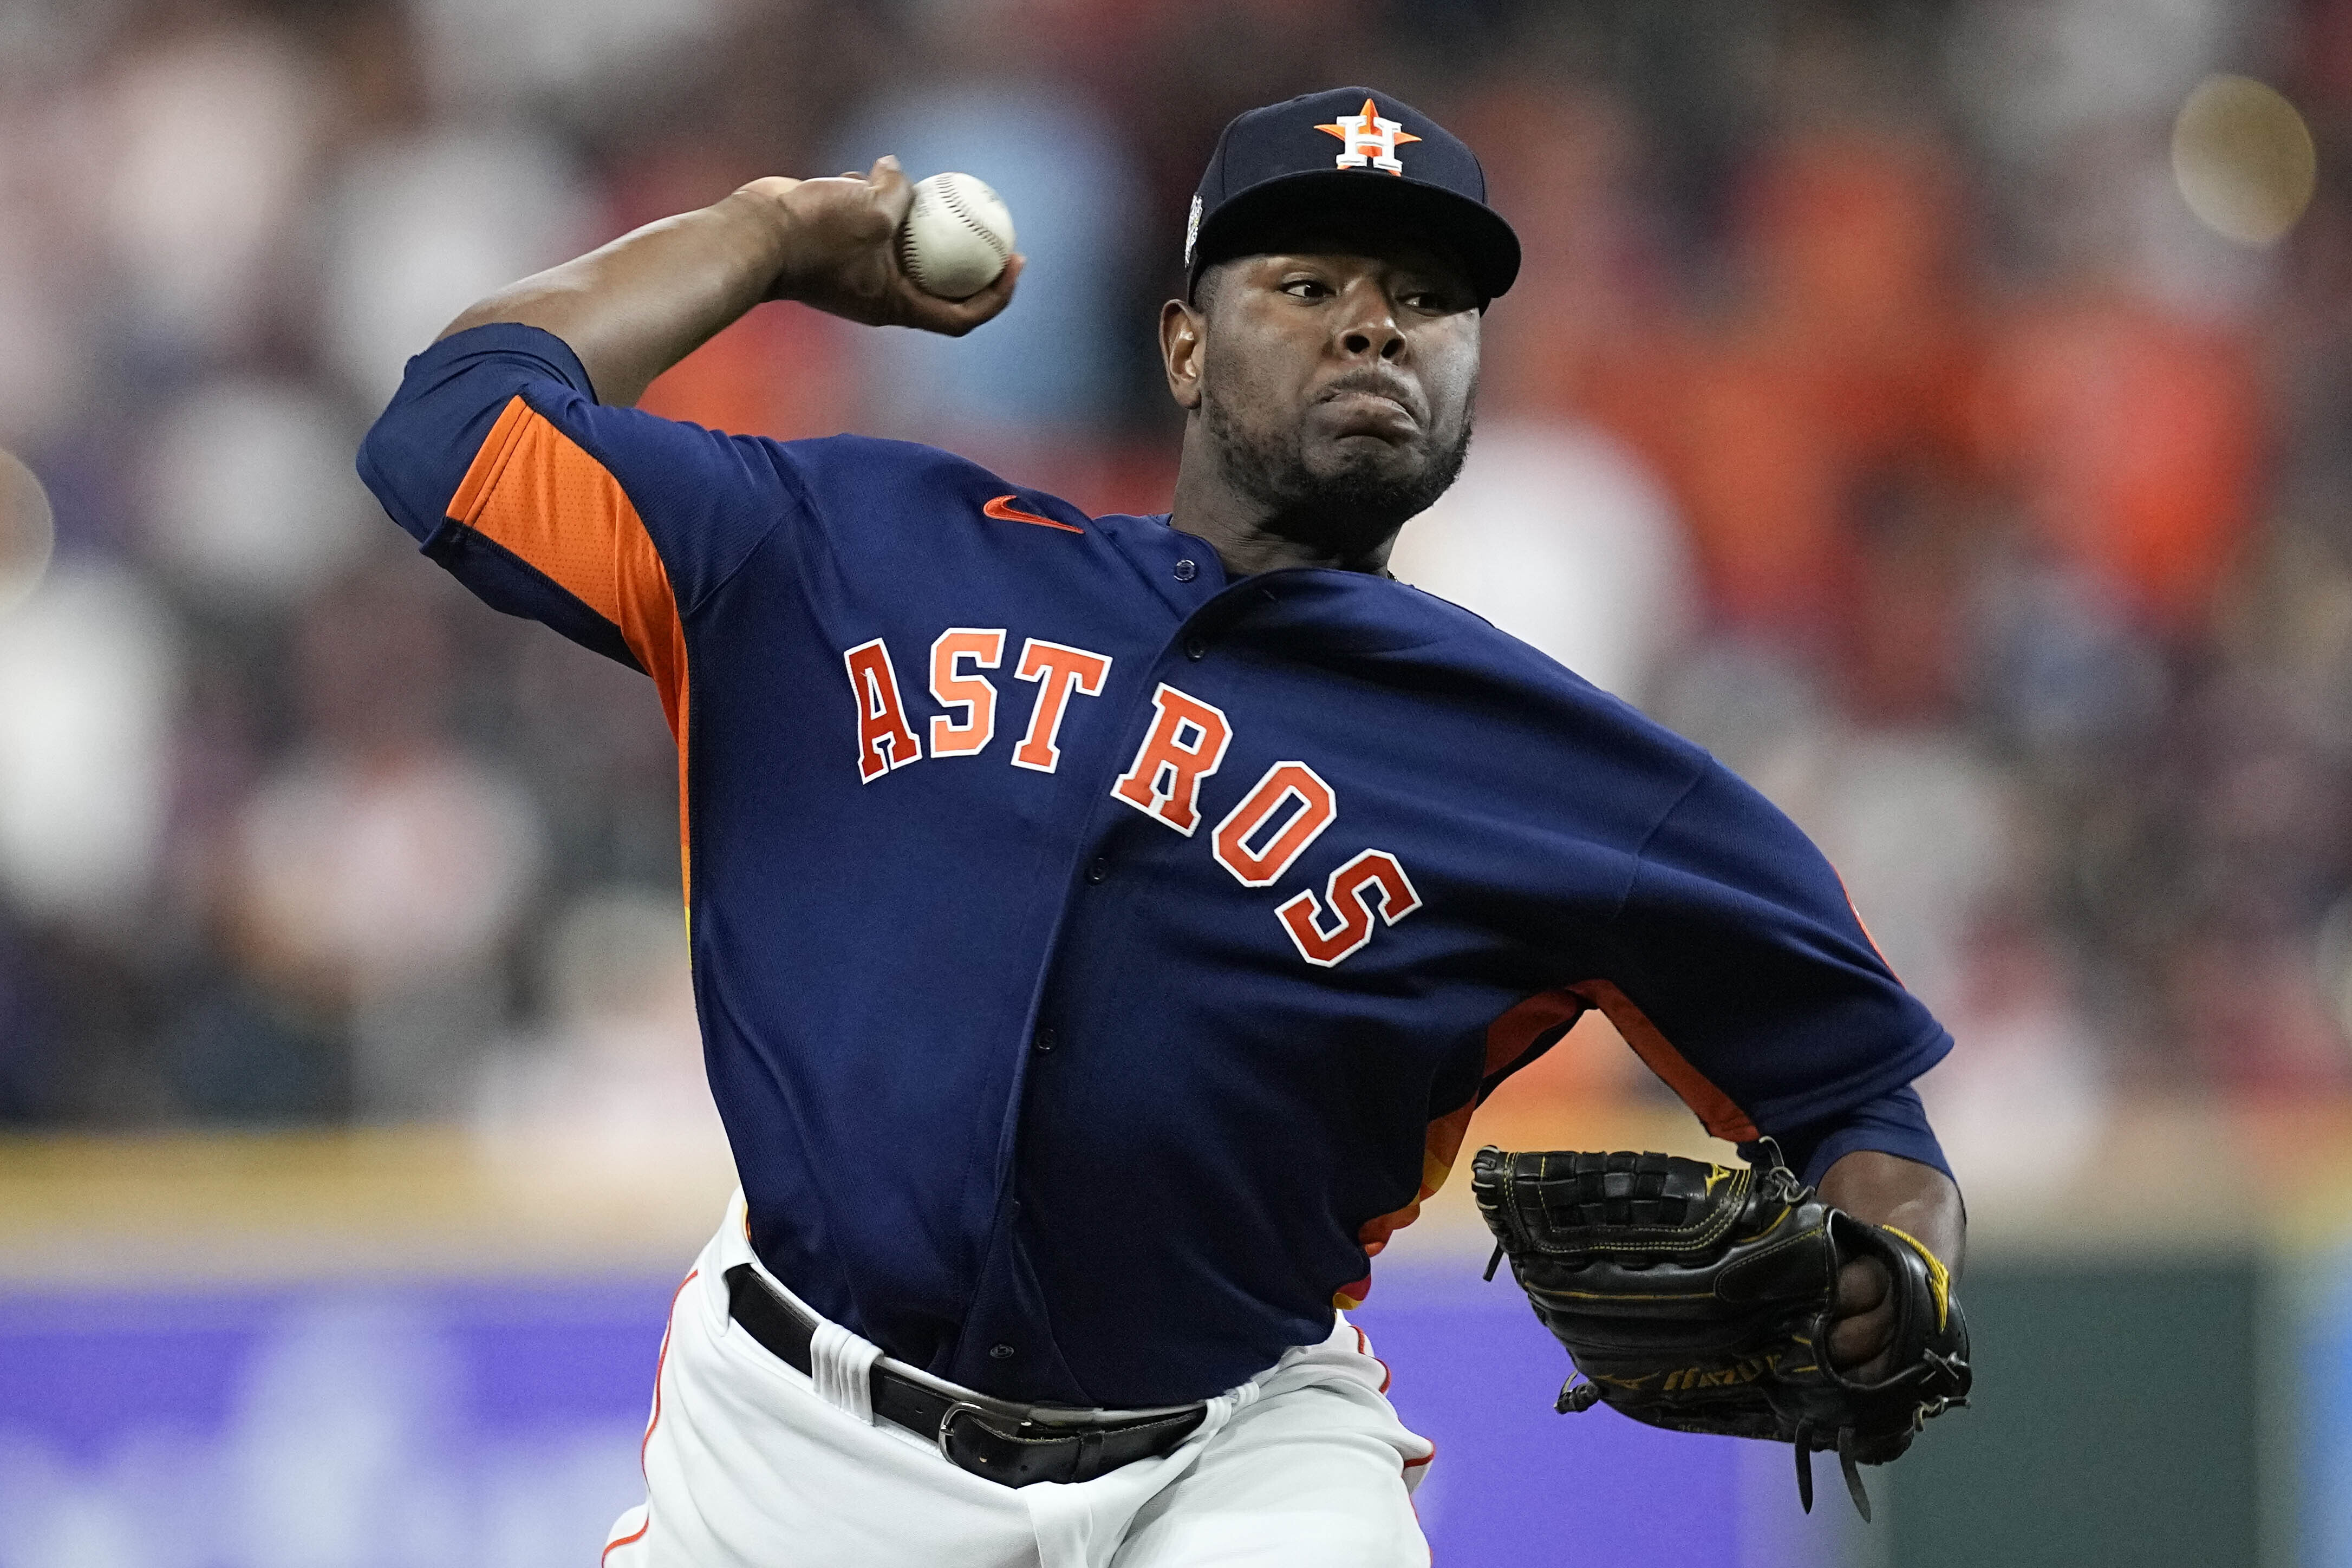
[0, 447, 55, 616]
[2172, 74, 2317, 245]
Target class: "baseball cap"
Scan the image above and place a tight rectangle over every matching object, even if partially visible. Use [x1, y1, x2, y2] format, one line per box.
[1184, 87, 1521, 305]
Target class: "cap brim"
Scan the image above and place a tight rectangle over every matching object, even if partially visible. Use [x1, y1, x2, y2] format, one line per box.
[1188, 170, 1521, 303]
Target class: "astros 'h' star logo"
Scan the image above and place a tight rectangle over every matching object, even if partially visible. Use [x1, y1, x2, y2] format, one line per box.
[1314, 97, 1421, 176]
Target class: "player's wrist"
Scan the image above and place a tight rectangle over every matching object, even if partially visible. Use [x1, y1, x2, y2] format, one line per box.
[1817, 1151, 1966, 1282]
[720, 180, 815, 303]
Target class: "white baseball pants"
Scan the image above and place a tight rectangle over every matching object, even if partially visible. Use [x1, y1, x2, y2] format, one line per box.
[602, 1194, 1433, 1567]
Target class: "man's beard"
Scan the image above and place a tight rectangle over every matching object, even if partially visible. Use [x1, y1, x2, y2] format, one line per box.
[1203, 396, 1473, 556]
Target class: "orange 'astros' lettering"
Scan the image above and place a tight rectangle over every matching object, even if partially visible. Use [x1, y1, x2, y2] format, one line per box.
[928, 628, 1007, 757]
[843, 631, 1418, 969]
[844, 638, 922, 782]
[1013, 639, 1115, 772]
[1212, 761, 1339, 887]
[1110, 684, 1234, 835]
[1276, 850, 1423, 967]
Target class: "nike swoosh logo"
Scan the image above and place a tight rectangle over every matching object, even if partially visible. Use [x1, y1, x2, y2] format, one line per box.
[983, 494, 1084, 534]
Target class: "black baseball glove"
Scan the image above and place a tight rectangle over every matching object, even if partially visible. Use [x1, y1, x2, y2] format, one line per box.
[1469, 1145, 1970, 1519]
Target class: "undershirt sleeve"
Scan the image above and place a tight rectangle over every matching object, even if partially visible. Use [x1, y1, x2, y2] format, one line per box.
[1748, 1082, 1954, 1189]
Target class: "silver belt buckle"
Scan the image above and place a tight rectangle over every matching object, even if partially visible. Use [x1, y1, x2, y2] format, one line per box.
[936, 1400, 996, 1466]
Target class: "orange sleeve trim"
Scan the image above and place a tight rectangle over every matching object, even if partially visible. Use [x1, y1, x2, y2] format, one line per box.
[448, 394, 535, 524]
[445, 395, 684, 700]
[448, 395, 694, 900]
[1569, 978, 1760, 1142]
[1425, 1101, 1473, 1184]
[1342, 979, 1757, 1310]
[1343, 988, 1595, 1298]
[1484, 988, 1586, 1077]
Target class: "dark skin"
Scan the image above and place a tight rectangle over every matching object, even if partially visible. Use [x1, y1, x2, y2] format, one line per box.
[439, 158, 1023, 404]
[441, 160, 1964, 1381]
[1158, 231, 1481, 575]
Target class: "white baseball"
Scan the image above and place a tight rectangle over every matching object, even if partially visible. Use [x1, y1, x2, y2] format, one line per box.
[897, 173, 1017, 300]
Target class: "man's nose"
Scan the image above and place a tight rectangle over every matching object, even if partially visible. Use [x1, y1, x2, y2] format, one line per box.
[1335, 286, 1405, 361]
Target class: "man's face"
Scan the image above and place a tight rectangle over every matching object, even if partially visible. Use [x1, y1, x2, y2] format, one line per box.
[1163, 226, 1481, 556]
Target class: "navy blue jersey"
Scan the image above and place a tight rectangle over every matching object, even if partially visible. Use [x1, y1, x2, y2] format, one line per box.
[359, 324, 1953, 1408]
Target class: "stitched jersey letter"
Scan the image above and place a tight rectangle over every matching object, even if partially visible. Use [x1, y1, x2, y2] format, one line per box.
[1211, 762, 1338, 887]
[845, 638, 922, 781]
[1012, 640, 1113, 773]
[1110, 684, 1233, 834]
[1276, 850, 1422, 966]
[929, 628, 1007, 757]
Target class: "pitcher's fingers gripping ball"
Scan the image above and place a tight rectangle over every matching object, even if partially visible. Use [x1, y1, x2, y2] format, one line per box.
[898, 173, 1017, 300]
[1471, 1146, 1971, 1520]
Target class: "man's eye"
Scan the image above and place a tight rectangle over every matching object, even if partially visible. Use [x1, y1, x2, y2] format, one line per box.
[1279, 279, 1328, 299]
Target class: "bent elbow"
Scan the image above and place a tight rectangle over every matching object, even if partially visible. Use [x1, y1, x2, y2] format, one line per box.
[354, 394, 460, 549]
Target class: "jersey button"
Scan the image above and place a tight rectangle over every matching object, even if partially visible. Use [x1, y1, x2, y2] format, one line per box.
[989, 1344, 1017, 1360]
[1173, 558, 1197, 582]
[1086, 857, 1109, 884]
[1184, 636, 1207, 660]
[1033, 1027, 1057, 1054]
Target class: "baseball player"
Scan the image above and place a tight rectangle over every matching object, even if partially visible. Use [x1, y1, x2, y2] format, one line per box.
[357, 88, 1964, 1567]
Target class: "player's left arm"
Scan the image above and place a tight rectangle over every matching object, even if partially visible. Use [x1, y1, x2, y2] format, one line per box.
[1589, 757, 1969, 1382]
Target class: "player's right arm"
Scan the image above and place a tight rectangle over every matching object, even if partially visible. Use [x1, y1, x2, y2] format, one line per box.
[354, 159, 1020, 728]
[442, 156, 1021, 407]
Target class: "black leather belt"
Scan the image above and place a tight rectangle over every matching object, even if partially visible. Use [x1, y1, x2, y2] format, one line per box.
[724, 1264, 1208, 1487]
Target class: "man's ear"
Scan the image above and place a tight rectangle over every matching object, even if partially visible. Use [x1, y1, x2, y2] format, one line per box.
[1159, 297, 1204, 412]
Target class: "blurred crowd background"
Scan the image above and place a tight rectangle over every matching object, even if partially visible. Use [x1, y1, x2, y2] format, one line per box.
[0, 0, 2344, 1202]
[2, 3, 2347, 1563]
